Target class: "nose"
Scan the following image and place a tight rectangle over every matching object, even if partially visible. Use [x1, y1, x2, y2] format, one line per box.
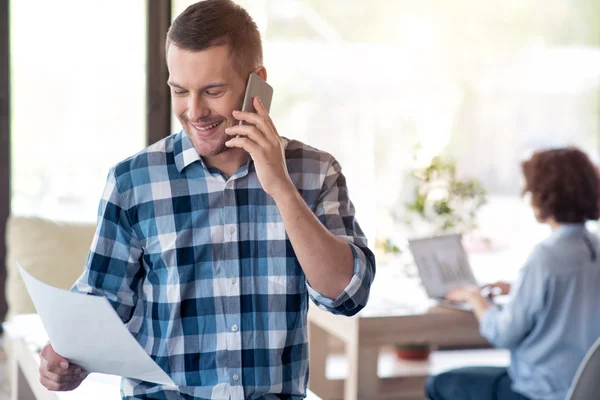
[186, 94, 211, 122]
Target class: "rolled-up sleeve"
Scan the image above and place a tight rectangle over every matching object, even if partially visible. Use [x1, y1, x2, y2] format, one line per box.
[71, 169, 145, 323]
[480, 247, 548, 349]
[306, 159, 376, 316]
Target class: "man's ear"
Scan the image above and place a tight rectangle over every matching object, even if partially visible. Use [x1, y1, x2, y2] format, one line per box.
[254, 66, 267, 81]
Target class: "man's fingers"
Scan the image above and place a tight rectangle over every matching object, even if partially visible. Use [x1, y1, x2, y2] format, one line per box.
[253, 97, 280, 139]
[232, 109, 272, 137]
[40, 375, 61, 391]
[225, 136, 261, 154]
[40, 366, 83, 384]
[225, 125, 270, 148]
[40, 375, 85, 392]
[40, 344, 71, 374]
[232, 109, 264, 126]
[233, 105, 280, 144]
[40, 355, 69, 376]
[39, 343, 87, 391]
[253, 96, 270, 118]
[62, 363, 84, 376]
[63, 379, 85, 391]
[44, 362, 70, 376]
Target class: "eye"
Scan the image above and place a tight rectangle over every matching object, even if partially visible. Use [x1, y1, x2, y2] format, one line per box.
[205, 90, 224, 97]
[172, 89, 187, 95]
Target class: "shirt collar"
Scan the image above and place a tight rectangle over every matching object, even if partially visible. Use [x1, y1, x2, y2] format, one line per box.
[174, 132, 291, 175]
[550, 223, 587, 239]
[174, 131, 205, 173]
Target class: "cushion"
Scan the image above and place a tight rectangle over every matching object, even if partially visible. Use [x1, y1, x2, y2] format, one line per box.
[5, 216, 96, 320]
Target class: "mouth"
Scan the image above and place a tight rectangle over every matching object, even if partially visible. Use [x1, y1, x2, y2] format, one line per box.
[189, 119, 224, 137]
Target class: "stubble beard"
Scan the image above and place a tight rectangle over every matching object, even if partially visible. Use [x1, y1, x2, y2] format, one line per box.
[182, 121, 231, 157]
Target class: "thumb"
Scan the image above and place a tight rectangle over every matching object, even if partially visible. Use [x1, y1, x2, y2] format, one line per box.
[41, 343, 69, 370]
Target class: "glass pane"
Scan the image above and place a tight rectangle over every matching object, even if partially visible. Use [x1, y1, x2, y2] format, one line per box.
[11, 0, 146, 222]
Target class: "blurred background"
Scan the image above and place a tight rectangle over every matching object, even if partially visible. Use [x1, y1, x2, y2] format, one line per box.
[2, 2, 600, 397]
[8, 0, 600, 284]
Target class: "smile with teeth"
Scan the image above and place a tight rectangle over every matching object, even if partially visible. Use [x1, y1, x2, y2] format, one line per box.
[194, 120, 223, 131]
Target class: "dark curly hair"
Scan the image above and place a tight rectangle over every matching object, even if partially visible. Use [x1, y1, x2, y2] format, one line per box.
[521, 148, 600, 223]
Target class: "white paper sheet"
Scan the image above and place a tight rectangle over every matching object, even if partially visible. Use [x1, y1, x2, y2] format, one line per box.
[17, 262, 177, 387]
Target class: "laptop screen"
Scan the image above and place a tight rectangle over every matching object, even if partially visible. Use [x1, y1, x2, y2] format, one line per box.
[408, 234, 478, 299]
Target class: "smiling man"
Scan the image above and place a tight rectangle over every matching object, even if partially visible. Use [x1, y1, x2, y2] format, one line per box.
[37, 1, 375, 399]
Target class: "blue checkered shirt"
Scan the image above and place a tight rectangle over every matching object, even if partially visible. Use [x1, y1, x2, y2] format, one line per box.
[72, 131, 376, 400]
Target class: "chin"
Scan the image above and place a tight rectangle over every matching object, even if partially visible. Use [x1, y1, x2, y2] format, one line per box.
[204, 143, 229, 157]
[186, 133, 229, 157]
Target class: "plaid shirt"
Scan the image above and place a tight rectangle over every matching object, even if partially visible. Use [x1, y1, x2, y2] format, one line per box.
[73, 131, 375, 400]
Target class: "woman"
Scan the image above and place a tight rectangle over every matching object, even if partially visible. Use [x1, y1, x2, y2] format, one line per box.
[426, 148, 600, 400]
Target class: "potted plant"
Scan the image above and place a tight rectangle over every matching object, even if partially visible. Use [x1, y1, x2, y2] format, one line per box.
[394, 342, 433, 360]
[402, 155, 487, 236]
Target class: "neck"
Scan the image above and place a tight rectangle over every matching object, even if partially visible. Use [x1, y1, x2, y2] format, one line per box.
[204, 147, 249, 177]
[548, 221, 562, 231]
[548, 219, 562, 231]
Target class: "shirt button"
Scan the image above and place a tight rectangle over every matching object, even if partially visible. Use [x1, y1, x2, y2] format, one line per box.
[231, 324, 238, 332]
[233, 373, 240, 381]
[231, 277, 237, 285]
[229, 226, 236, 235]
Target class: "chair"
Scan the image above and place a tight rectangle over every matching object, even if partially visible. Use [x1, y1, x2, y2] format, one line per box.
[566, 337, 600, 400]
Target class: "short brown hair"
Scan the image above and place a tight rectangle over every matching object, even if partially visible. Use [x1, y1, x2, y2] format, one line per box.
[521, 147, 600, 223]
[166, 0, 263, 76]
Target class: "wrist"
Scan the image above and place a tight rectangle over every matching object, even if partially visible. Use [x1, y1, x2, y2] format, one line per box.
[269, 179, 297, 203]
[467, 288, 483, 302]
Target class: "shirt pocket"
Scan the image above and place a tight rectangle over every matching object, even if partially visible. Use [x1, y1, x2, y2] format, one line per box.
[141, 211, 212, 270]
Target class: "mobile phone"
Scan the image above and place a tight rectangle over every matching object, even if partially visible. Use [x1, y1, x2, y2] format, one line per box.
[239, 72, 273, 125]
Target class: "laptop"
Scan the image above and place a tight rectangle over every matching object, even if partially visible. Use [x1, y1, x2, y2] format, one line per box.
[407, 234, 479, 310]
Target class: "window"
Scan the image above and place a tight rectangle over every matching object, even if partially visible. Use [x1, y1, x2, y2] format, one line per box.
[11, 0, 147, 222]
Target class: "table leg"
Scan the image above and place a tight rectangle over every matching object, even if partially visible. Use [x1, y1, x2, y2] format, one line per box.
[11, 353, 36, 400]
[345, 332, 379, 400]
[308, 319, 329, 397]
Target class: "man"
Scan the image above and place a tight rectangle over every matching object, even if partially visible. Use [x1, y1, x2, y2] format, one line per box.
[38, 1, 375, 399]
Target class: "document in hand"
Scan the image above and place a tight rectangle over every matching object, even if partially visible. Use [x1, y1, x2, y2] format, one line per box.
[17, 262, 177, 387]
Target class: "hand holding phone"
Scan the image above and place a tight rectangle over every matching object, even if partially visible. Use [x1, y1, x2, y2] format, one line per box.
[239, 72, 273, 125]
[225, 74, 291, 197]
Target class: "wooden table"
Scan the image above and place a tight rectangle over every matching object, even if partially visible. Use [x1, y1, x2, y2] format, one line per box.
[307, 303, 490, 400]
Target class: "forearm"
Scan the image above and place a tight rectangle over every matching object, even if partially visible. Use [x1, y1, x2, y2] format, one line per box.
[273, 184, 354, 299]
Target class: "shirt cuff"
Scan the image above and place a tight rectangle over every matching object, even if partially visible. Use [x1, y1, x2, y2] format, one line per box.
[306, 243, 368, 310]
[479, 305, 500, 342]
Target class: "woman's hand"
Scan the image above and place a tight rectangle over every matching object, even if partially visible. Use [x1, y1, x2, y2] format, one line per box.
[482, 281, 511, 297]
[445, 286, 480, 302]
